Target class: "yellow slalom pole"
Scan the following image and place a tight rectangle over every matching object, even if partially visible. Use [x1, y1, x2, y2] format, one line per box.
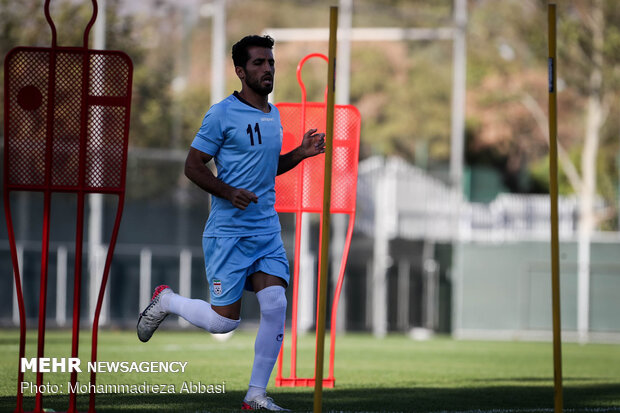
[314, 6, 338, 413]
[548, 3, 563, 413]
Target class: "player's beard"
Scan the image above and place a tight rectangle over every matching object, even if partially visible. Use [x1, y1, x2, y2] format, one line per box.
[245, 71, 273, 96]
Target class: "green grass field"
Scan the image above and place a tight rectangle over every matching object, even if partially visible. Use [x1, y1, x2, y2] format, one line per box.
[1, 329, 619, 412]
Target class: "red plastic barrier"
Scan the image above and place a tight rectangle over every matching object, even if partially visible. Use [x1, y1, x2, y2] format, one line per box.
[274, 53, 360, 388]
[3, 1, 132, 411]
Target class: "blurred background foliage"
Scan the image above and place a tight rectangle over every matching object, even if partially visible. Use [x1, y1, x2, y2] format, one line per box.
[1, 0, 619, 226]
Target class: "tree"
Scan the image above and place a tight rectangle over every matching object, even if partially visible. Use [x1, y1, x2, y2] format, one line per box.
[467, 0, 620, 341]
[560, 0, 620, 340]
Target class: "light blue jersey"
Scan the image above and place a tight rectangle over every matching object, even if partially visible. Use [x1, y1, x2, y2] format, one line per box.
[191, 92, 283, 237]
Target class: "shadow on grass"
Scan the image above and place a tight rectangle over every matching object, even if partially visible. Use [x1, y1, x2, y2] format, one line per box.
[1, 384, 619, 412]
[469, 376, 611, 383]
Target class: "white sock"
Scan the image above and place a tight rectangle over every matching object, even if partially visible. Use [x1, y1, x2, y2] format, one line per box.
[245, 385, 265, 401]
[246, 285, 287, 399]
[161, 292, 239, 334]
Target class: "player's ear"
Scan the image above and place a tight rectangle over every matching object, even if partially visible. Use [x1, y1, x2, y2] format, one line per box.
[235, 66, 245, 80]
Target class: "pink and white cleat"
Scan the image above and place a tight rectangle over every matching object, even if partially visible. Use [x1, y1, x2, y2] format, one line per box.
[137, 285, 172, 342]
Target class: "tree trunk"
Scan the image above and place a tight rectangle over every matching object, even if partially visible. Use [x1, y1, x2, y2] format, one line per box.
[577, 0, 604, 343]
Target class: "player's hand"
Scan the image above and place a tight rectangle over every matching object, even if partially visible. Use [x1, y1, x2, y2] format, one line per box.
[228, 188, 258, 210]
[299, 128, 326, 158]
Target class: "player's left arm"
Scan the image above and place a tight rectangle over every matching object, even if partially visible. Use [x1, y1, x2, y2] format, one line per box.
[277, 128, 326, 176]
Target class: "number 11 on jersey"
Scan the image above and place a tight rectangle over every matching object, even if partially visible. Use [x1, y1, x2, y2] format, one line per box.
[246, 123, 262, 146]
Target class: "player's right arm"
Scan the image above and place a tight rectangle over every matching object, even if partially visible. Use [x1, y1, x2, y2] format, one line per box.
[184, 147, 258, 210]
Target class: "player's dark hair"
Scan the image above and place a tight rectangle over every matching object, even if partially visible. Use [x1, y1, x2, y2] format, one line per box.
[232, 35, 275, 68]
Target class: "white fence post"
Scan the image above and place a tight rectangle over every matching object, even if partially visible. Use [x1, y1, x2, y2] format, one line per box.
[397, 259, 410, 331]
[372, 160, 397, 338]
[178, 249, 192, 327]
[56, 246, 68, 327]
[299, 212, 316, 334]
[12, 245, 24, 326]
[139, 248, 152, 312]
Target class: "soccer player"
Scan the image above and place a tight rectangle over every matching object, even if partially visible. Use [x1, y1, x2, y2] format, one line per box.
[137, 35, 325, 411]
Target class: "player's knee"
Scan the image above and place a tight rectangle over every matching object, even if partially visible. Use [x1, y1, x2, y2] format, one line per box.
[258, 286, 287, 318]
[210, 318, 239, 334]
[208, 309, 240, 334]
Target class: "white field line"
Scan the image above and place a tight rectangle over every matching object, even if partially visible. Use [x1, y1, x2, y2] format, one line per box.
[320, 409, 620, 413]
[428, 409, 620, 413]
[195, 408, 620, 413]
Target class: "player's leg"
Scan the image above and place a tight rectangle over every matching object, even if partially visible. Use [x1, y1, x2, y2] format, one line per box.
[162, 292, 241, 329]
[242, 234, 290, 411]
[137, 236, 244, 342]
[243, 272, 287, 410]
[137, 287, 242, 342]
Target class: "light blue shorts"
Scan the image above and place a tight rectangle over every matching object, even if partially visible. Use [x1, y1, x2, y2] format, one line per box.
[202, 232, 290, 306]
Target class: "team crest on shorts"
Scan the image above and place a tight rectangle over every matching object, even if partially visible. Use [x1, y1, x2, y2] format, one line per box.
[213, 280, 222, 296]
